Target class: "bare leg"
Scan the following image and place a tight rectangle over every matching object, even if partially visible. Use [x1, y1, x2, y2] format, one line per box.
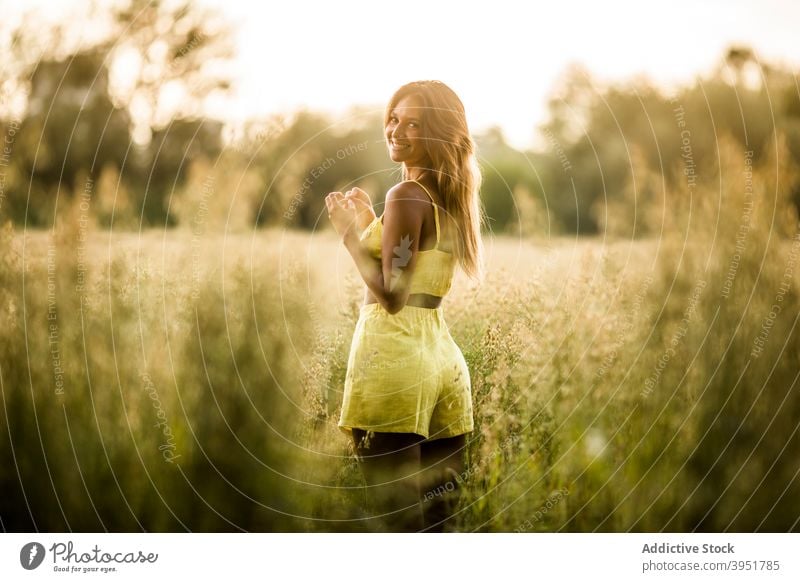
[419, 434, 468, 532]
[351, 428, 425, 532]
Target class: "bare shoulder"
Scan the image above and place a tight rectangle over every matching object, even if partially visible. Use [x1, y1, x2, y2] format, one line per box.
[386, 180, 430, 204]
[385, 181, 432, 215]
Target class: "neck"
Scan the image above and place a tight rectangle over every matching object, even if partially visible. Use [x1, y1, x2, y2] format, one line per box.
[404, 166, 428, 182]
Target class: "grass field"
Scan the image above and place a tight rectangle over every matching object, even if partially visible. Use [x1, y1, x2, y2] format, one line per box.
[2, 145, 800, 532]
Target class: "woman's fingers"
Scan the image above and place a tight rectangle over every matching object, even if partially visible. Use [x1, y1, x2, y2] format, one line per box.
[326, 192, 343, 215]
[326, 192, 358, 223]
[342, 189, 377, 231]
[345, 187, 372, 206]
[348, 196, 370, 210]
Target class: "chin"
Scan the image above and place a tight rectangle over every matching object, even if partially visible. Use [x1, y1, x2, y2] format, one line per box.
[387, 150, 407, 163]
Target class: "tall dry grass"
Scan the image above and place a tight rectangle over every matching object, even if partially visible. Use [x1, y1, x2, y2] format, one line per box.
[1, 133, 799, 531]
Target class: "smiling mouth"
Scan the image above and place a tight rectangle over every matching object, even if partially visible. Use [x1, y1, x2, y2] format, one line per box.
[391, 142, 410, 150]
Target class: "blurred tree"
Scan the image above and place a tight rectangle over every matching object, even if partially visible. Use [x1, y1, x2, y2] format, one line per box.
[510, 184, 555, 238]
[0, 0, 234, 227]
[138, 118, 224, 226]
[476, 126, 545, 234]
[543, 63, 597, 145]
[95, 162, 135, 230]
[108, 0, 235, 144]
[2, 20, 799, 236]
[538, 44, 800, 237]
[8, 49, 132, 225]
[250, 108, 390, 230]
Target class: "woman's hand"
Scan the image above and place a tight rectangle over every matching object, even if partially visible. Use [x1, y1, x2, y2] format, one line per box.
[344, 187, 377, 231]
[326, 188, 376, 239]
[325, 191, 358, 238]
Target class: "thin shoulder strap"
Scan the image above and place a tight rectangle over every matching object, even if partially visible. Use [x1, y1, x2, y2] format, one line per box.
[407, 179, 440, 249]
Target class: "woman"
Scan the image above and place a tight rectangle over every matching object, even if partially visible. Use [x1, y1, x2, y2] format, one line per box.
[325, 80, 484, 532]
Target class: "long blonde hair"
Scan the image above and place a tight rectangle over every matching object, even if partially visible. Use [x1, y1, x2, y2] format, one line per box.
[385, 80, 485, 281]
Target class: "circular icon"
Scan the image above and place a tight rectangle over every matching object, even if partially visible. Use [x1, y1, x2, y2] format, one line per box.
[20, 542, 46, 570]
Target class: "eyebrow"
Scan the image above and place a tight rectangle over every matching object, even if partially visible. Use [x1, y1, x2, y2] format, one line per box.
[389, 111, 420, 122]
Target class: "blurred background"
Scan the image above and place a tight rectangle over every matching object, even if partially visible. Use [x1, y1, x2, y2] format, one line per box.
[1, 0, 799, 533]
[2, 0, 799, 234]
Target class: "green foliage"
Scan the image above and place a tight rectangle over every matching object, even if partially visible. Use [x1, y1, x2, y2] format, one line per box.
[540, 54, 800, 236]
[0, 0, 233, 228]
[1, 132, 799, 530]
[5, 5, 799, 238]
[0, 225, 319, 531]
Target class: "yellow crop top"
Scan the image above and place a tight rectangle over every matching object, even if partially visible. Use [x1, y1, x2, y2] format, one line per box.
[359, 180, 457, 298]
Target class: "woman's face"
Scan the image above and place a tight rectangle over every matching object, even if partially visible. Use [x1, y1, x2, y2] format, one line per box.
[385, 94, 431, 167]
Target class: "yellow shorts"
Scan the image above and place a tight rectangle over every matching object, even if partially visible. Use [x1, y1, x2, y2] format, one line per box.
[338, 303, 474, 441]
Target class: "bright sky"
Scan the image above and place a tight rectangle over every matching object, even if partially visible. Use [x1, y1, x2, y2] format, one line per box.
[5, 0, 800, 150]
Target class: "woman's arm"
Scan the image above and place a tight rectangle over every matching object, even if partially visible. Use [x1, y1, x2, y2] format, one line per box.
[328, 182, 425, 314]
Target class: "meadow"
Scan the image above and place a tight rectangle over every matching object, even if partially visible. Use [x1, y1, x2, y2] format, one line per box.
[1, 139, 799, 532]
